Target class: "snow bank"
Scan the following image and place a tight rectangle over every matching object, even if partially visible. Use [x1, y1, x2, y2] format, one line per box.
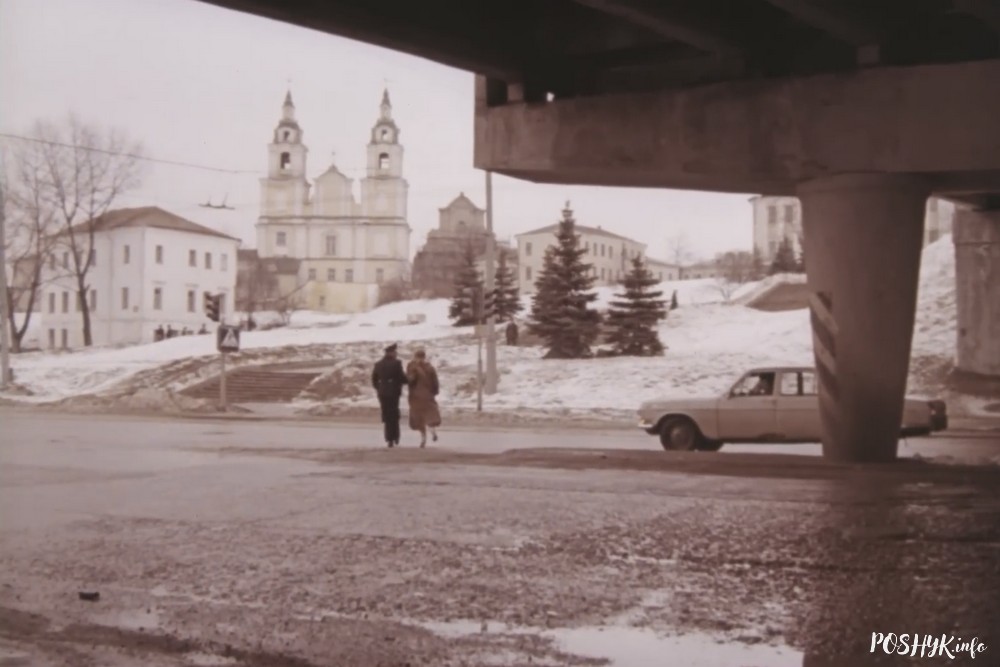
[6, 298, 458, 401]
[590, 278, 734, 310]
[2, 235, 974, 413]
[911, 233, 956, 358]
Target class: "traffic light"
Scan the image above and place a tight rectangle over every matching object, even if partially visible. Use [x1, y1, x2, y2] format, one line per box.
[204, 292, 221, 322]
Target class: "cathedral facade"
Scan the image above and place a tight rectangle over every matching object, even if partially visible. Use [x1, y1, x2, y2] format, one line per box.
[255, 90, 411, 313]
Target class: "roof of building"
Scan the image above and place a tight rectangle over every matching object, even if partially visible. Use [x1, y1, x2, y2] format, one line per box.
[439, 192, 483, 211]
[516, 222, 639, 243]
[68, 207, 240, 242]
[644, 256, 679, 268]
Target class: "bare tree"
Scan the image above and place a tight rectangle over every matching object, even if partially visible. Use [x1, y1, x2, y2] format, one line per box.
[713, 250, 756, 302]
[1, 142, 58, 352]
[665, 232, 694, 277]
[35, 116, 144, 346]
[378, 276, 415, 306]
[274, 288, 303, 326]
[237, 254, 279, 321]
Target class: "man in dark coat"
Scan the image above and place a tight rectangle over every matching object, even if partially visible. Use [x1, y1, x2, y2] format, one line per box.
[372, 343, 408, 447]
[505, 320, 519, 346]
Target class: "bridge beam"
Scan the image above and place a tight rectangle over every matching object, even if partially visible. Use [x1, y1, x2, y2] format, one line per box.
[798, 174, 929, 462]
[475, 59, 1000, 196]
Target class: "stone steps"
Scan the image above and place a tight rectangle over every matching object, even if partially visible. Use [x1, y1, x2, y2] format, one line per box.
[181, 369, 322, 403]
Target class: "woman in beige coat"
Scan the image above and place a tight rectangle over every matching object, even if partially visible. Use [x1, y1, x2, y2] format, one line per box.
[406, 348, 441, 447]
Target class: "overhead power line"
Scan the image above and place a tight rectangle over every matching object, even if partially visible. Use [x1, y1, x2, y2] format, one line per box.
[0, 131, 483, 178]
[0, 132, 260, 175]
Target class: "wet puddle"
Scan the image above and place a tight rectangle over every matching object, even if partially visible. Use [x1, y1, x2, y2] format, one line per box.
[180, 653, 238, 666]
[417, 619, 802, 666]
[91, 608, 163, 632]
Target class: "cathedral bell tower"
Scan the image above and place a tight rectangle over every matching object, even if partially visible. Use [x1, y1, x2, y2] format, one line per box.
[258, 90, 311, 248]
[268, 91, 308, 179]
[366, 88, 403, 178]
[361, 88, 408, 220]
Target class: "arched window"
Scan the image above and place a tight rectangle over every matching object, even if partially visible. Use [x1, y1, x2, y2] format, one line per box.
[378, 152, 390, 170]
[280, 152, 291, 170]
[282, 130, 290, 141]
[380, 128, 390, 141]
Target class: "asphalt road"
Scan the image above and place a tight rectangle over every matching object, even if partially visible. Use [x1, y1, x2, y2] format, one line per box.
[1, 409, 999, 666]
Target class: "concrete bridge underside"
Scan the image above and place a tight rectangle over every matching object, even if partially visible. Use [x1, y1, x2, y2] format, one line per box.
[201, 0, 1000, 462]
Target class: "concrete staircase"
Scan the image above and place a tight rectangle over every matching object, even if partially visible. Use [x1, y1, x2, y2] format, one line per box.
[746, 281, 811, 311]
[733, 273, 810, 312]
[181, 368, 322, 403]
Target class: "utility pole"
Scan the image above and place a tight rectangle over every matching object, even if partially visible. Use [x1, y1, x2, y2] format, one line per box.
[483, 170, 498, 394]
[0, 176, 12, 389]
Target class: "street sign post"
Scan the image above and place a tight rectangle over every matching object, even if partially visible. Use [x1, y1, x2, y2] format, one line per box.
[471, 284, 485, 412]
[217, 325, 240, 353]
[484, 170, 498, 395]
[216, 324, 240, 409]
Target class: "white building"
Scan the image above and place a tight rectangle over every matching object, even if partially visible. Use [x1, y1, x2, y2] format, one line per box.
[646, 257, 682, 282]
[516, 204, 650, 294]
[255, 90, 411, 313]
[38, 207, 239, 349]
[751, 195, 955, 264]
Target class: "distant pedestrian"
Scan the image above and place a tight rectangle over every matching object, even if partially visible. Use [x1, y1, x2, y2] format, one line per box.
[154, 325, 165, 342]
[198, 324, 208, 335]
[372, 343, 408, 447]
[406, 348, 441, 447]
[505, 320, 519, 346]
[166, 325, 176, 339]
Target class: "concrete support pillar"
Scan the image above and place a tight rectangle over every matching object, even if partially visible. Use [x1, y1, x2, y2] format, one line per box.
[798, 174, 930, 462]
[954, 208, 1000, 378]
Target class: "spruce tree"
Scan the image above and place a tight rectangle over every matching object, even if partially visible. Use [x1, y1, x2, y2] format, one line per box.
[795, 234, 806, 272]
[492, 250, 522, 321]
[527, 203, 602, 359]
[448, 242, 483, 327]
[605, 256, 667, 356]
[770, 236, 798, 274]
[670, 289, 679, 311]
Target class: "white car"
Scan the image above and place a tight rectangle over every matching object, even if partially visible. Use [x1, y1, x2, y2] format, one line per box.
[638, 366, 949, 451]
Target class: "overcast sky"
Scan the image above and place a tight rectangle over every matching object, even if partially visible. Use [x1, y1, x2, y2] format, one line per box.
[1, 0, 756, 261]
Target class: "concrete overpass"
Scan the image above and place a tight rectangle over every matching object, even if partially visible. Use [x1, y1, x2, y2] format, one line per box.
[200, 0, 1000, 462]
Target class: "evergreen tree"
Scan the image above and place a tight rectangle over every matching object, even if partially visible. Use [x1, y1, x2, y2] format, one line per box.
[527, 203, 602, 359]
[492, 250, 522, 321]
[795, 234, 806, 272]
[670, 289, 679, 311]
[605, 256, 668, 356]
[770, 236, 798, 274]
[448, 242, 483, 326]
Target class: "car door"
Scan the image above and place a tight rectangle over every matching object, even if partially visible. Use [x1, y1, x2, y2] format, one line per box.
[775, 370, 821, 442]
[717, 371, 778, 441]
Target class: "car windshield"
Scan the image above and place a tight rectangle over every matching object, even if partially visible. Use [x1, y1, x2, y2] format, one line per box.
[729, 371, 776, 397]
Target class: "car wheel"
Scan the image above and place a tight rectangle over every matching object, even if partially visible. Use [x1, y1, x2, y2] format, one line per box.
[697, 440, 724, 452]
[659, 418, 702, 451]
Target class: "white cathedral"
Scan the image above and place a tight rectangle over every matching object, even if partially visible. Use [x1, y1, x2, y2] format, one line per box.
[256, 89, 411, 313]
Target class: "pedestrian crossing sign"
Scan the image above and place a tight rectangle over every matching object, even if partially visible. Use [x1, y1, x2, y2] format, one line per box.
[217, 325, 240, 352]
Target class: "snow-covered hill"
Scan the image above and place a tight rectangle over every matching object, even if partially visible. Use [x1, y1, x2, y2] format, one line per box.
[4, 235, 976, 414]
